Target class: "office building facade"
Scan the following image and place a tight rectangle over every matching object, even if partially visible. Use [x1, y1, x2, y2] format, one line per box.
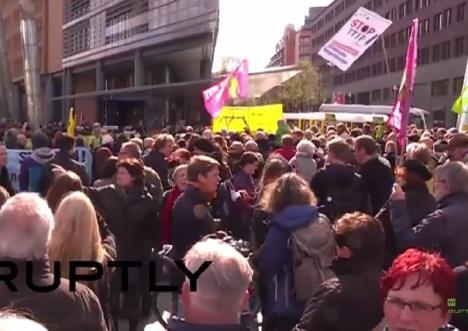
[300, 0, 468, 126]
[268, 24, 299, 67]
[1, 0, 219, 128]
[58, 0, 219, 128]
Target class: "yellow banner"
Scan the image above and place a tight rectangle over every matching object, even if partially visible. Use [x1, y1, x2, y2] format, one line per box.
[212, 104, 283, 134]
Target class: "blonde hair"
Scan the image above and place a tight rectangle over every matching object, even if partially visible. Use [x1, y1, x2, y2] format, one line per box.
[48, 191, 106, 282]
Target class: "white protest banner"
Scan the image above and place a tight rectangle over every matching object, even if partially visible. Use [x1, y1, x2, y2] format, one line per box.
[318, 7, 392, 72]
[7, 147, 93, 193]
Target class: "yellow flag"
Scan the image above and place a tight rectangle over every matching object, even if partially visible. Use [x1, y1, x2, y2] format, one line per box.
[67, 107, 77, 137]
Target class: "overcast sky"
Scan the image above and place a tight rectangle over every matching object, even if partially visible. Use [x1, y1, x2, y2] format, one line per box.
[213, 0, 334, 72]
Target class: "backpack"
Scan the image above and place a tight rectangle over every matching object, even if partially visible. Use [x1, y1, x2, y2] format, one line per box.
[289, 214, 336, 302]
[323, 173, 363, 222]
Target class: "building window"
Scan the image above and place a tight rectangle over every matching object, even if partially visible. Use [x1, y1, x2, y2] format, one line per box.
[432, 44, 441, 62]
[418, 47, 430, 65]
[433, 110, 446, 127]
[398, 30, 405, 45]
[372, 89, 382, 101]
[442, 8, 452, 28]
[455, 36, 465, 57]
[433, 12, 443, 31]
[457, 2, 466, 22]
[431, 79, 449, 96]
[399, 3, 405, 18]
[390, 58, 396, 72]
[454, 77, 464, 95]
[397, 56, 405, 70]
[383, 88, 391, 100]
[334, 75, 344, 86]
[405, 0, 412, 15]
[419, 18, 430, 36]
[390, 8, 397, 21]
[390, 33, 397, 47]
[415, 0, 422, 10]
[442, 41, 451, 60]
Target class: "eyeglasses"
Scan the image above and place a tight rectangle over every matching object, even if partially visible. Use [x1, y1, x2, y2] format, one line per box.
[385, 296, 443, 314]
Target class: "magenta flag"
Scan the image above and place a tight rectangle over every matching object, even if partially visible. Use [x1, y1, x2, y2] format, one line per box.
[203, 59, 249, 118]
[202, 75, 230, 118]
[387, 19, 418, 146]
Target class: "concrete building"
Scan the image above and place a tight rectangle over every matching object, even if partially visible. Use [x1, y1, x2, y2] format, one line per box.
[300, 0, 468, 126]
[58, 0, 219, 128]
[1, 0, 219, 128]
[299, 6, 326, 62]
[267, 24, 299, 67]
[0, 0, 63, 122]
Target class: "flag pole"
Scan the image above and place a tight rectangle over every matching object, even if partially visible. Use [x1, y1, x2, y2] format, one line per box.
[456, 60, 468, 132]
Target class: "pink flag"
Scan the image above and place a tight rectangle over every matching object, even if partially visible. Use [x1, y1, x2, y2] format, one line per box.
[229, 59, 249, 99]
[387, 19, 419, 147]
[203, 59, 249, 118]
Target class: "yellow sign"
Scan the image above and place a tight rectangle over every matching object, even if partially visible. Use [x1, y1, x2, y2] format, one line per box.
[212, 104, 283, 133]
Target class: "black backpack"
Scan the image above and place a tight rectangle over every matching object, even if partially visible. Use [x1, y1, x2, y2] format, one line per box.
[322, 173, 363, 222]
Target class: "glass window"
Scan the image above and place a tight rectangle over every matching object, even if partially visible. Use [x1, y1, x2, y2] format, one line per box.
[455, 37, 465, 57]
[457, 3, 466, 22]
[431, 80, 449, 96]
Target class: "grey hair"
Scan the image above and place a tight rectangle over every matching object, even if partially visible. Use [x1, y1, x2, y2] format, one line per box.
[184, 239, 253, 312]
[434, 162, 468, 194]
[244, 140, 258, 152]
[0, 310, 48, 330]
[0, 193, 54, 260]
[297, 140, 317, 157]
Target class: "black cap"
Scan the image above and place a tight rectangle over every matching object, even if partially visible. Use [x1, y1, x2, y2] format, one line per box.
[402, 159, 432, 182]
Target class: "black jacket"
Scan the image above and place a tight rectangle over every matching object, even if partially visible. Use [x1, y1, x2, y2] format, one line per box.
[171, 186, 215, 260]
[143, 150, 171, 191]
[359, 156, 394, 214]
[376, 183, 437, 268]
[452, 264, 468, 331]
[87, 184, 159, 260]
[46, 151, 90, 187]
[292, 258, 383, 331]
[390, 192, 468, 267]
[167, 317, 249, 331]
[0, 166, 15, 196]
[310, 164, 371, 221]
[0, 259, 108, 331]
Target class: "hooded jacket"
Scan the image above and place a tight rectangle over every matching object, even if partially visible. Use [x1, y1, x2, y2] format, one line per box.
[19, 147, 55, 193]
[259, 205, 328, 318]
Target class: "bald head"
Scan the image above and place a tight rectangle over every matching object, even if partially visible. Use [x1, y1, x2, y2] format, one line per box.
[0, 193, 54, 260]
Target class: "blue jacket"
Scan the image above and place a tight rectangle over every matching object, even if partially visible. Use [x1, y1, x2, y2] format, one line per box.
[390, 192, 468, 267]
[19, 148, 55, 193]
[259, 204, 319, 317]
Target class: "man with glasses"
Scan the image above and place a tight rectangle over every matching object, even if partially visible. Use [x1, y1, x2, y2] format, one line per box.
[381, 248, 458, 331]
[390, 162, 468, 267]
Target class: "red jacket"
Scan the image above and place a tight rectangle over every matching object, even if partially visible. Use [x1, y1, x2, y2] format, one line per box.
[274, 146, 296, 161]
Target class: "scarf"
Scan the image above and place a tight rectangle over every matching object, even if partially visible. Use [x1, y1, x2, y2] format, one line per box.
[161, 186, 183, 244]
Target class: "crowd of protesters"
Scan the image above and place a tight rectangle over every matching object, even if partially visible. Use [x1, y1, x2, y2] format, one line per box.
[0, 118, 467, 331]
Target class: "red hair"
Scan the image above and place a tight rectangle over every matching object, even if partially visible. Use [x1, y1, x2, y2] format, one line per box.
[381, 249, 456, 313]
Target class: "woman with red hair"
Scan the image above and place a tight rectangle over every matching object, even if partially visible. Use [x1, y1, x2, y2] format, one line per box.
[381, 248, 458, 331]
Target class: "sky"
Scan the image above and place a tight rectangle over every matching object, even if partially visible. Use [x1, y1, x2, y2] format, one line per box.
[213, 0, 334, 73]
